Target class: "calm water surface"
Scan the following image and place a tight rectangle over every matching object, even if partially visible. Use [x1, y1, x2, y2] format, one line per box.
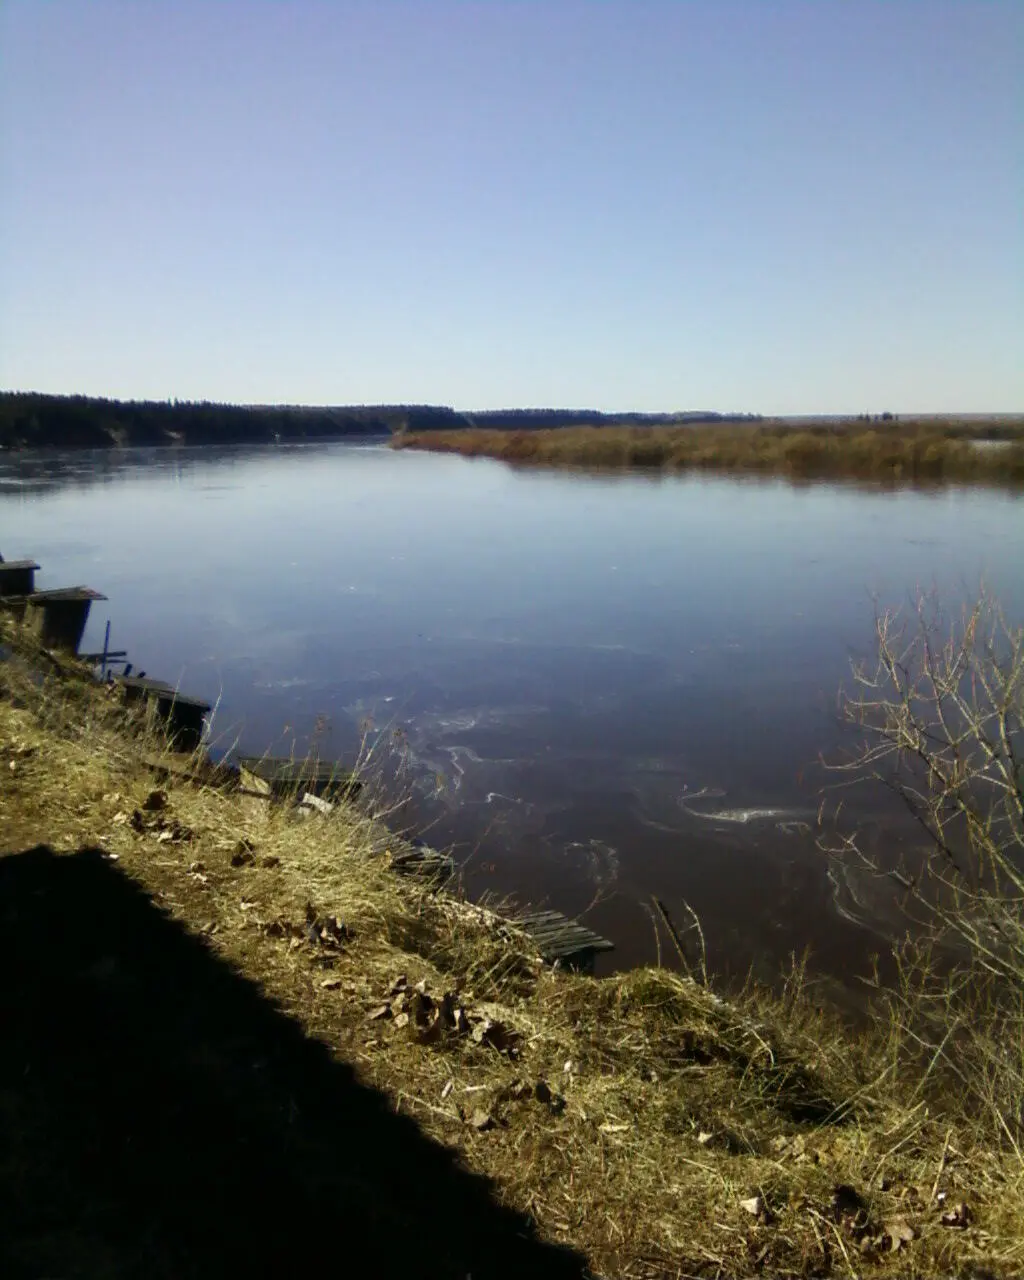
[3, 442, 1022, 993]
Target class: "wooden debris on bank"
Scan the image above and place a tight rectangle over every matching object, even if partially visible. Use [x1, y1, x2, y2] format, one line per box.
[387, 838, 456, 883]
[117, 676, 211, 752]
[235, 755, 361, 800]
[513, 909, 615, 970]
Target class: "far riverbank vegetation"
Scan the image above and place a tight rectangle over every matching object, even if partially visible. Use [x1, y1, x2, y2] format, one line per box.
[393, 418, 1024, 487]
[5, 392, 1023, 489]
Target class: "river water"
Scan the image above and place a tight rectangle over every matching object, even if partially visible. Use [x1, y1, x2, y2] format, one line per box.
[3, 442, 1022, 994]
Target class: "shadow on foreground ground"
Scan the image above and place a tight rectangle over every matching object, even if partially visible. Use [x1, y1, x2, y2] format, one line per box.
[0, 846, 590, 1280]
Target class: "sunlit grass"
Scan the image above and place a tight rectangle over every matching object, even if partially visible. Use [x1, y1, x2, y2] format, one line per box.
[393, 419, 1024, 487]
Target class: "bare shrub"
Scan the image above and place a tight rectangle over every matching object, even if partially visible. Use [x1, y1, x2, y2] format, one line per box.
[825, 590, 1024, 1152]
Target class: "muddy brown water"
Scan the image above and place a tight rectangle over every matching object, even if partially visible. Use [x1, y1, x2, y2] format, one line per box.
[3, 442, 1022, 998]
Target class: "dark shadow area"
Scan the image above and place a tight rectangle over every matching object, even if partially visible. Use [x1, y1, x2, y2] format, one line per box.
[0, 846, 590, 1279]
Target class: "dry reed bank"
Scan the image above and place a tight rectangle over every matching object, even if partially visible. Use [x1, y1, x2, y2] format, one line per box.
[392, 418, 1024, 486]
[1, 619, 1022, 1278]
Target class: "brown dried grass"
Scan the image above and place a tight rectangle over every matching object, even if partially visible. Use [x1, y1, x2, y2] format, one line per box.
[393, 419, 1024, 488]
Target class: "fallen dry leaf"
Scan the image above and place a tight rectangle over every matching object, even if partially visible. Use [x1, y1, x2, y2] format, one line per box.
[885, 1218, 916, 1252]
[940, 1202, 970, 1229]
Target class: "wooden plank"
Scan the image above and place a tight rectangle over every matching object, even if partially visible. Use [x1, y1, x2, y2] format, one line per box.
[26, 586, 107, 603]
[515, 909, 615, 964]
[544, 944, 610, 963]
[523, 923, 611, 945]
[537, 936, 593, 956]
[118, 677, 210, 711]
[522, 923, 581, 945]
[537, 940, 610, 961]
[236, 756, 360, 799]
[545, 930, 614, 951]
[520, 917, 595, 940]
[0, 561, 40, 595]
[154, 689, 211, 712]
[390, 848, 455, 881]
[236, 757, 352, 783]
[516, 910, 564, 926]
[119, 676, 173, 693]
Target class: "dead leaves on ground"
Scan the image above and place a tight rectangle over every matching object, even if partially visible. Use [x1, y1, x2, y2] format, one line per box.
[364, 973, 521, 1059]
[801, 1177, 974, 1260]
[114, 790, 194, 845]
[260, 901, 352, 956]
[763, 1132, 982, 1258]
[450, 1078, 567, 1138]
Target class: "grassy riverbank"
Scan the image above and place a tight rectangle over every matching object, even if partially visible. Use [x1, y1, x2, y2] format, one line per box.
[2, 622, 1021, 1277]
[393, 419, 1024, 486]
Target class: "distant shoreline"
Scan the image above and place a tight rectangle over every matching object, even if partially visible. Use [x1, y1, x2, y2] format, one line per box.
[0, 391, 765, 451]
[3, 393, 1023, 473]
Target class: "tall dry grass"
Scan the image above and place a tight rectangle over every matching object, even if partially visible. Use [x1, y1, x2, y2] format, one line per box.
[393, 419, 1024, 486]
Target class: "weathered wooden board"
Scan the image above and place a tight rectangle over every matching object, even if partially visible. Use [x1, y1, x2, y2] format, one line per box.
[22, 586, 107, 652]
[236, 755, 361, 800]
[389, 845, 456, 882]
[116, 676, 210, 751]
[513, 910, 615, 968]
[0, 561, 40, 597]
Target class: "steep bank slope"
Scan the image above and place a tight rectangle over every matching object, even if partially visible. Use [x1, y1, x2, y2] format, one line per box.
[1, 621, 1020, 1277]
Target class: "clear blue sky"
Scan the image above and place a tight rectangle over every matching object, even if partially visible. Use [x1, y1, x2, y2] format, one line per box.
[1, 1, 1020, 413]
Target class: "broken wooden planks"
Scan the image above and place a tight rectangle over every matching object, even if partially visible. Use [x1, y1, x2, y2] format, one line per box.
[513, 909, 615, 971]
[387, 840, 456, 883]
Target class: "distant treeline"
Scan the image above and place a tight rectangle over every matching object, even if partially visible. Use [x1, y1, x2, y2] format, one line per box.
[0, 393, 469, 450]
[0, 392, 761, 450]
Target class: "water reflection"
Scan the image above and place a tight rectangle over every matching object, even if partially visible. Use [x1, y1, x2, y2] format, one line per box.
[0, 439, 387, 497]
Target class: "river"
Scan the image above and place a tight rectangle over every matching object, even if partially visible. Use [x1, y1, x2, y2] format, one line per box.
[3, 441, 1022, 995]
